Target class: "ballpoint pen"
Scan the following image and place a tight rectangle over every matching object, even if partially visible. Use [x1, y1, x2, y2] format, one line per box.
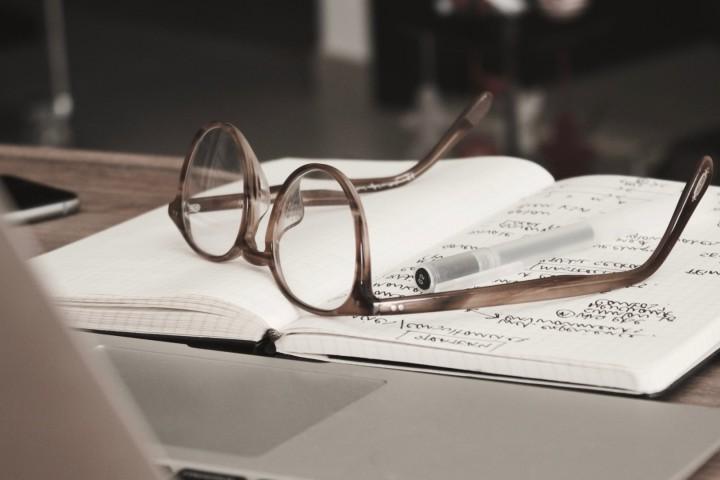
[415, 198, 675, 292]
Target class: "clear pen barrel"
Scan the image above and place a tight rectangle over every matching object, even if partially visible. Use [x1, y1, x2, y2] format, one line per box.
[415, 222, 595, 292]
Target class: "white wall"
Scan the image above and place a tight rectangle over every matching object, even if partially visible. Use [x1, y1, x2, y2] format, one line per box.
[318, 0, 371, 64]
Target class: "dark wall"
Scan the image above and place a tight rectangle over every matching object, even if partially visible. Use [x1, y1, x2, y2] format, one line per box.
[372, 0, 719, 107]
[66, 0, 318, 48]
[0, 0, 317, 48]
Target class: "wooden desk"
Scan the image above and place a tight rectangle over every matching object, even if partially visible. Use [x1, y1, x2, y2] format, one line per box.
[2, 144, 720, 478]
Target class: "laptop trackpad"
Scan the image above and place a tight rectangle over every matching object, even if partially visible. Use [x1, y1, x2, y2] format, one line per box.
[103, 347, 384, 457]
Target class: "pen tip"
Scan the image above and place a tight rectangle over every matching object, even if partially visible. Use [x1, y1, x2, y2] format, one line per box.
[464, 92, 494, 127]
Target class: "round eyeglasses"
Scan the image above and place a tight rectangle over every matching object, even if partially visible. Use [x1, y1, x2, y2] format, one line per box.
[169, 93, 714, 317]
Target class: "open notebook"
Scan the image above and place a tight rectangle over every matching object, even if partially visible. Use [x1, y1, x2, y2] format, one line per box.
[32, 156, 720, 395]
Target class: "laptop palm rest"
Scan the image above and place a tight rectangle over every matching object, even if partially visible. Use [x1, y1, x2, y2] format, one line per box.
[100, 346, 384, 457]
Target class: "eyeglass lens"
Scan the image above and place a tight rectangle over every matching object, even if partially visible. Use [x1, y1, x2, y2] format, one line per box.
[182, 126, 246, 256]
[274, 169, 356, 311]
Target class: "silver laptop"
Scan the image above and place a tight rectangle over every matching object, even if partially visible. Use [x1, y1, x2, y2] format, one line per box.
[4, 216, 720, 480]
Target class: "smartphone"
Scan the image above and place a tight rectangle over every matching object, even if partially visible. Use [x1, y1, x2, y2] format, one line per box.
[0, 175, 79, 224]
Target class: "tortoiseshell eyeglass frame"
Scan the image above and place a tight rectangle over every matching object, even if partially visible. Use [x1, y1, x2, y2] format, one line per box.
[169, 92, 714, 317]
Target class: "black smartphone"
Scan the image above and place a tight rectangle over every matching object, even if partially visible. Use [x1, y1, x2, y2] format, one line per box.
[0, 175, 79, 224]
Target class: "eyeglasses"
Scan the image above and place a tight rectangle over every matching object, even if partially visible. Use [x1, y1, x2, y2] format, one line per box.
[169, 92, 714, 317]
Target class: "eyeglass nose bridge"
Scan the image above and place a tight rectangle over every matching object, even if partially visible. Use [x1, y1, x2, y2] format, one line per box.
[244, 179, 305, 268]
[249, 163, 271, 225]
[243, 248, 272, 266]
[276, 179, 305, 235]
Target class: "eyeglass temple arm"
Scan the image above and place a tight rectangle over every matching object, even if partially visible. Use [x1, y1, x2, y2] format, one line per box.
[185, 189, 349, 213]
[371, 156, 714, 316]
[349, 92, 493, 194]
[187, 93, 495, 213]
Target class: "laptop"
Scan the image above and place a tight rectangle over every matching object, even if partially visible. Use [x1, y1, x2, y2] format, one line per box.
[4, 213, 720, 480]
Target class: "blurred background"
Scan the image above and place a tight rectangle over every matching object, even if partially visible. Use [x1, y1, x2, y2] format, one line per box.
[1, 0, 719, 180]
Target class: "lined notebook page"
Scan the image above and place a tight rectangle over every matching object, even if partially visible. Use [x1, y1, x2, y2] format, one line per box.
[33, 156, 553, 342]
[279, 175, 720, 394]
